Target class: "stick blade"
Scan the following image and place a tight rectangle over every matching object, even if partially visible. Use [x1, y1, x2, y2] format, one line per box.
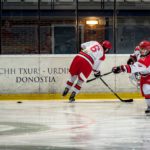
[122, 99, 133, 102]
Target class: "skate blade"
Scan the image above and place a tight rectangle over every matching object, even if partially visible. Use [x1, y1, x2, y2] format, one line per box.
[69, 100, 75, 103]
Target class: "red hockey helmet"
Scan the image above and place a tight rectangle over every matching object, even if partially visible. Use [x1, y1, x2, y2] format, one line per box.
[139, 40, 150, 56]
[139, 40, 150, 50]
[102, 40, 112, 49]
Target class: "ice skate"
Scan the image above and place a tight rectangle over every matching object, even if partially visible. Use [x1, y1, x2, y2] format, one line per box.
[62, 87, 69, 97]
[69, 91, 76, 103]
[145, 106, 150, 114]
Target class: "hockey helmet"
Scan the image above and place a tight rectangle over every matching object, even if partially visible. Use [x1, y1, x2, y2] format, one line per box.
[101, 40, 112, 53]
[139, 40, 150, 56]
[139, 40, 150, 50]
[102, 40, 112, 49]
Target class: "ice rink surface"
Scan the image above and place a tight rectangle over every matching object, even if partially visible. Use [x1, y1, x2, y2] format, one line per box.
[0, 99, 150, 150]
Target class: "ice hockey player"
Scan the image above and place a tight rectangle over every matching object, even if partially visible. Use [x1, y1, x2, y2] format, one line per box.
[112, 40, 150, 114]
[62, 40, 112, 103]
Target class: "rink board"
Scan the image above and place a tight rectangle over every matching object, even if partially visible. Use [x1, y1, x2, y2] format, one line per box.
[0, 54, 141, 99]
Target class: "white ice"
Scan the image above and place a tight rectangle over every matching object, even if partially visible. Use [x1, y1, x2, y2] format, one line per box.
[0, 99, 149, 150]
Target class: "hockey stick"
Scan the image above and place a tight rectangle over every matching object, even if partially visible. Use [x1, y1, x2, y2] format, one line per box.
[99, 77, 133, 103]
[87, 71, 112, 83]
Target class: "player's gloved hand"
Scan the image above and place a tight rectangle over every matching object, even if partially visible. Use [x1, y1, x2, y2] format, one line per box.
[112, 66, 125, 74]
[127, 58, 134, 65]
[94, 71, 101, 78]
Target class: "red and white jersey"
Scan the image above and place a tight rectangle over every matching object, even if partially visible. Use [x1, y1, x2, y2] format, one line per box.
[80, 41, 105, 71]
[124, 54, 150, 97]
[125, 54, 150, 75]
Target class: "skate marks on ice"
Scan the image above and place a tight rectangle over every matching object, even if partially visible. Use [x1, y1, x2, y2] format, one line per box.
[0, 122, 49, 135]
[0, 145, 81, 150]
[0, 100, 150, 150]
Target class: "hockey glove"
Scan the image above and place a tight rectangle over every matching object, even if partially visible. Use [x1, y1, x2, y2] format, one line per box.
[94, 71, 101, 78]
[127, 56, 137, 65]
[112, 66, 125, 74]
[127, 58, 134, 65]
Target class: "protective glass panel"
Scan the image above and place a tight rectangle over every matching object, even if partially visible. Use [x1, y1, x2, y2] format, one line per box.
[0, 0, 150, 54]
[116, 1, 150, 54]
[1, 0, 40, 54]
[1, 0, 76, 54]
